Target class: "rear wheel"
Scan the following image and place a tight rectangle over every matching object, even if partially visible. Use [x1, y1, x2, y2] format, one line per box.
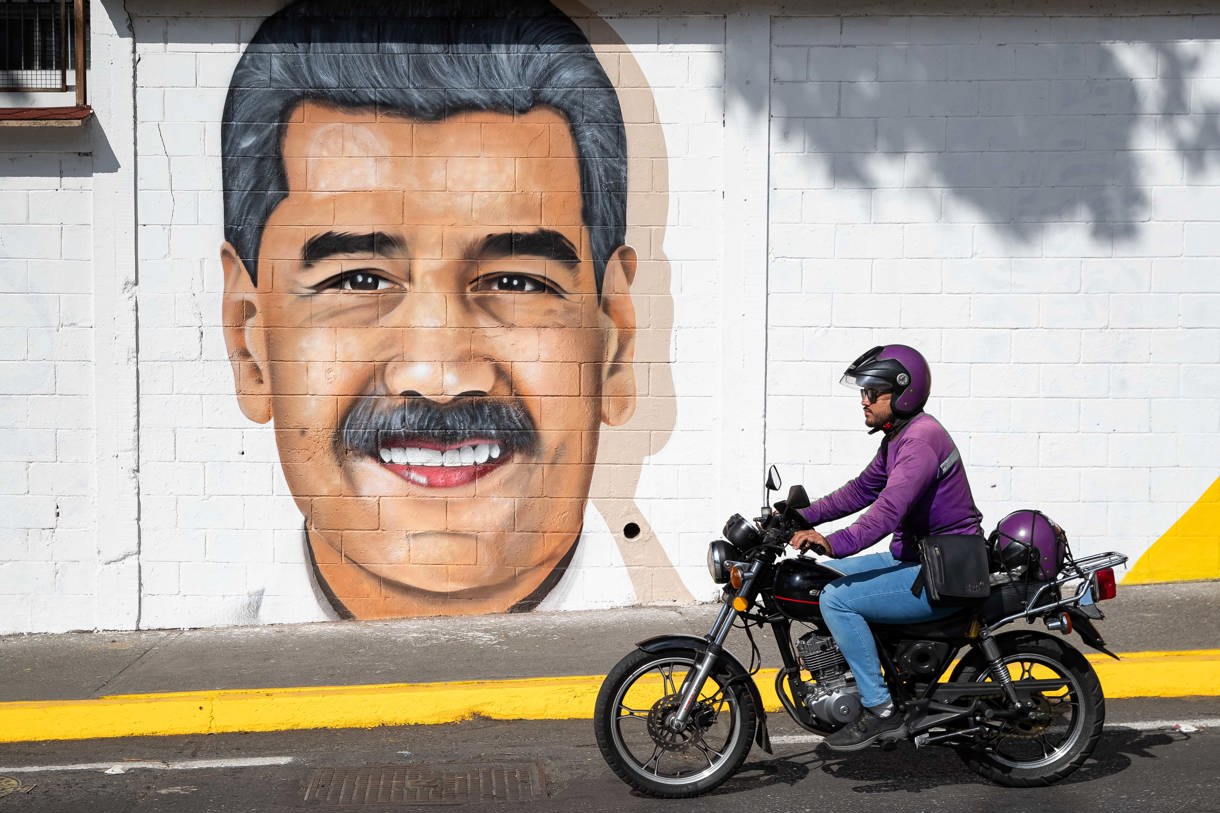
[593, 647, 757, 798]
[950, 633, 1104, 787]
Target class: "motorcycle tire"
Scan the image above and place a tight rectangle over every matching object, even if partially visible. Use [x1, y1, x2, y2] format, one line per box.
[593, 646, 757, 798]
[950, 631, 1104, 787]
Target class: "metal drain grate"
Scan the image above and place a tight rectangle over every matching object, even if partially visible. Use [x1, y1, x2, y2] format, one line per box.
[303, 762, 545, 806]
[0, 777, 31, 799]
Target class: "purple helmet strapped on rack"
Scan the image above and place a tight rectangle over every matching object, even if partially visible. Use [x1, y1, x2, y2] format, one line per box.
[840, 344, 932, 418]
[989, 509, 1068, 581]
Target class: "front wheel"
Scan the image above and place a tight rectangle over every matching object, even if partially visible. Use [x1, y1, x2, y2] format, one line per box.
[951, 632, 1104, 787]
[593, 647, 757, 798]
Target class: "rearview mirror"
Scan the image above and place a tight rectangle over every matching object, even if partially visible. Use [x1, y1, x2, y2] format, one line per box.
[785, 485, 810, 512]
[765, 465, 781, 493]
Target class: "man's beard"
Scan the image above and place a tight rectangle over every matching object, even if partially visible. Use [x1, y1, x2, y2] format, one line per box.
[335, 393, 541, 462]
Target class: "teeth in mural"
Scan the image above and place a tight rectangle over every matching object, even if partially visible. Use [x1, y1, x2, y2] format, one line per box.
[380, 443, 502, 467]
[409, 448, 443, 467]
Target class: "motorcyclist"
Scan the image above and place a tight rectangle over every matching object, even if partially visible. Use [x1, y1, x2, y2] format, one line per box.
[789, 344, 983, 751]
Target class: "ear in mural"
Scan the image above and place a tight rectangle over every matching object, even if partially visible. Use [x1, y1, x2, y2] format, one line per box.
[219, 0, 656, 618]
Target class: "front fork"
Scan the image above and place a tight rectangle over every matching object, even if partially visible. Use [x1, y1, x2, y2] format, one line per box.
[666, 579, 750, 732]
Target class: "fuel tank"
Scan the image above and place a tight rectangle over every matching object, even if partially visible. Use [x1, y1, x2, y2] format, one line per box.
[772, 557, 843, 621]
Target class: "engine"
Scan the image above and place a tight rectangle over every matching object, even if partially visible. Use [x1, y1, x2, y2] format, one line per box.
[796, 631, 862, 726]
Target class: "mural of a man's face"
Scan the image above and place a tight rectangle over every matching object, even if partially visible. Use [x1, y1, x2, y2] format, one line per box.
[222, 104, 637, 617]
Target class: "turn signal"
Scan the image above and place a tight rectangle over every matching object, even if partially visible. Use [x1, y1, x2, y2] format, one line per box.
[729, 566, 744, 590]
[1094, 568, 1117, 601]
[1045, 611, 1073, 634]
[732, 596, 750, 612]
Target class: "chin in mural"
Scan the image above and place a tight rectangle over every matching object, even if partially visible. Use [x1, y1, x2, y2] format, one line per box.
[219, 0, 647, 618]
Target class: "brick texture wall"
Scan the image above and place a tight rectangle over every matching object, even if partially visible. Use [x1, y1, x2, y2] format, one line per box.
[0, 1, 1215, 632]
[765, 16, 1220, 565]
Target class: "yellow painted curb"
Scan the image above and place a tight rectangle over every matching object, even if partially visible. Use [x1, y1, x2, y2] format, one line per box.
[0, 676, 604, 743]
[0, 649, 1216, 744]
[1088, 649, 1220, 699]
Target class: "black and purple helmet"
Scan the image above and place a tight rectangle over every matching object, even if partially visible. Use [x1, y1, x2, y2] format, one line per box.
[840, 344, 932, 418]
[990, 509, 1067, 581]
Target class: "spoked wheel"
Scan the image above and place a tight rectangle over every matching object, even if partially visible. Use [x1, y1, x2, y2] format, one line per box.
[593, 647, 757, 798]
[951, 633, 1105, 787]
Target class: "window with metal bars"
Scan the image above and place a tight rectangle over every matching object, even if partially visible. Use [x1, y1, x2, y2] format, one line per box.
[0, 0, 84, 94]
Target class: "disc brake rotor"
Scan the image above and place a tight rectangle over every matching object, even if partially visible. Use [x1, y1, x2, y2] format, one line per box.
[646, 694, 716, 752]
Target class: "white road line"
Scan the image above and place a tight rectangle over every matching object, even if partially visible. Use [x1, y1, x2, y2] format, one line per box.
[770, 718, 1220, 747]
[770, 735, 826, 746]
[0, 756, 295, 775]
[1110, 718, 1220, 732]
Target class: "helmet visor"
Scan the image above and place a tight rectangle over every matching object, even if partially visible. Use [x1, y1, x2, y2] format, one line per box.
[840, 373, 893, 404]
[839, 371, 894, 391]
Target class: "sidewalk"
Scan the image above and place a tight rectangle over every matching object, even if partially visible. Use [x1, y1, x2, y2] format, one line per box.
[0, 581, 1216, 743]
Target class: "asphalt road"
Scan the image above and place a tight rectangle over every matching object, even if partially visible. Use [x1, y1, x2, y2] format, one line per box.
[0, 697, 1216, 813]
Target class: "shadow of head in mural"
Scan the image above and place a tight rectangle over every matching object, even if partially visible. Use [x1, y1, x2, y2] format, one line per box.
[218, 0, 681, 620]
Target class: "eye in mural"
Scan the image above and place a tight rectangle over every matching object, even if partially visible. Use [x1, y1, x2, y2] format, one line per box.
[220, 0, 681, 618]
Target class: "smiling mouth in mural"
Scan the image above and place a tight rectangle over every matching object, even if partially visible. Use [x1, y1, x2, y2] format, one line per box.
[377, 438, 507, 488]
[339, 395, 539, 489]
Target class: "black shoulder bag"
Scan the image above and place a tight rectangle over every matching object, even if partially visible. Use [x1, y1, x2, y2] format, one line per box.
[912, 533, 990, 604]
[910, 448, 989, 605]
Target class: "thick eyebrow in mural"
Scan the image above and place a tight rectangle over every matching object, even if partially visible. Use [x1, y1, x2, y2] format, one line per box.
[477, 230, 582, 268]
[301, 231, 407, 267]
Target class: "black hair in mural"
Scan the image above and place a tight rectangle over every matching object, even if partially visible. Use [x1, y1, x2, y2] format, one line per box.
[221, 0, 628, 297]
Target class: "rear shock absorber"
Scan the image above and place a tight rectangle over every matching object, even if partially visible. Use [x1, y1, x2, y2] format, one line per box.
[977, 630, 1023, 708]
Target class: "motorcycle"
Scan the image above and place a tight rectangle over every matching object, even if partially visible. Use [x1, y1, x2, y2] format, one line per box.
[593, 469, 1127, 797]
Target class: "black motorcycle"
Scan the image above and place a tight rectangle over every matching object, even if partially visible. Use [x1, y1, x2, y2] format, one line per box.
[593, 470, 1128, 797]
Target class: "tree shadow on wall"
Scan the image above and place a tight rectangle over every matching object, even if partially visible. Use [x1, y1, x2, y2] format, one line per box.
[754, 22, 1220, 248]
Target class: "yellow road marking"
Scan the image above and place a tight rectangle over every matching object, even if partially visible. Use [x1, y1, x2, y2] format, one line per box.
[0, 649, 1216, 743]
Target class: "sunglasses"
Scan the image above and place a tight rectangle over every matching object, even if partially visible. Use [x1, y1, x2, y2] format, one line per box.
[860, 387, 891, 404]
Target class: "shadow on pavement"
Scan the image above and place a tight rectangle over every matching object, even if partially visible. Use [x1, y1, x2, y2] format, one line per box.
[706, 724, 1189, 796]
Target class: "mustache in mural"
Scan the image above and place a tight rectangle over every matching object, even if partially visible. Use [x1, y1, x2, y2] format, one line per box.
[337, 394, 540, 462]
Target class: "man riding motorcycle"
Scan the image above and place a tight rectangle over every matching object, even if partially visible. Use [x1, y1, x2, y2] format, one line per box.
[789, 344, 983, 751]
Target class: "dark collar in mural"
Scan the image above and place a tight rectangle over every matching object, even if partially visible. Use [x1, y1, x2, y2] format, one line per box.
[302, 527, 580, 619]
[507, 538, 578, 613]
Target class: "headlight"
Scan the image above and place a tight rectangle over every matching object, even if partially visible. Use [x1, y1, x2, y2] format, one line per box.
[722, 513, 761, 549]
[707, 540, 742, 584]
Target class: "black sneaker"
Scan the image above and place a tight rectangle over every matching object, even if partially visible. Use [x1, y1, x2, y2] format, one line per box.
[825, 709, 906, 751]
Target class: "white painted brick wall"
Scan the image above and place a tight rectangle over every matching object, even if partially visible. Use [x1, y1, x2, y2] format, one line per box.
[3, 3, 1219, 632]
[768, 14, 1220, 563]
[0, 148, 96, 634]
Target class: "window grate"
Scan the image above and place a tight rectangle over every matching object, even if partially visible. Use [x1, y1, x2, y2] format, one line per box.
[0, 0, 78, 93]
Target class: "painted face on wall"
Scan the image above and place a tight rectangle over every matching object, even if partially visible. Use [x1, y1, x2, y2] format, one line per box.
[222, 103, 637, 618]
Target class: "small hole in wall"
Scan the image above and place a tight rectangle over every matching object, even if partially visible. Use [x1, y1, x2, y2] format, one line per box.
[623, 522, 641, 539]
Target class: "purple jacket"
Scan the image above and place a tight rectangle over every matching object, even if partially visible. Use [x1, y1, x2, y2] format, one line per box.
[798, 413, 983, 562]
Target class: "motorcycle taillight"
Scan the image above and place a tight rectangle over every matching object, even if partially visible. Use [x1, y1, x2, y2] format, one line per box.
[1094, 568, 1117, 601]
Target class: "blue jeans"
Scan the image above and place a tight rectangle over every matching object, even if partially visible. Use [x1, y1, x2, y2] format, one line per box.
[819, 551, 957, 709]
